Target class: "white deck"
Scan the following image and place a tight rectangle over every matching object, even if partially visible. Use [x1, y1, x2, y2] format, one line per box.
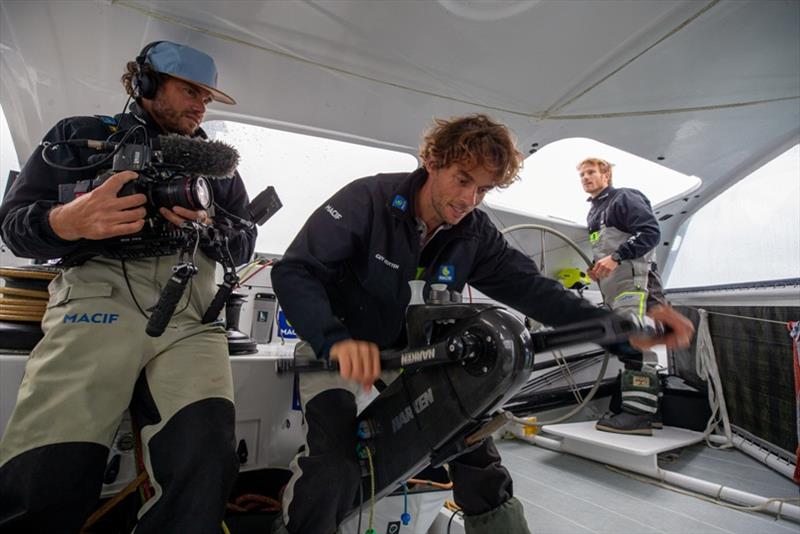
[494, 437, 798, 534]
[543, 421, 705, 476]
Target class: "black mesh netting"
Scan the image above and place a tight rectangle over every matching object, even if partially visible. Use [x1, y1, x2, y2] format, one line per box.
[670, 305, 798, 456]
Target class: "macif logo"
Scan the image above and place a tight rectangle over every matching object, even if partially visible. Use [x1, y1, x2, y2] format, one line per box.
[277, 310, 297, 339]
[437, 264, 455, 283]
[63, 312, 119, 324]
[325, 204, 342, 220]
[391, 388, 434, 433]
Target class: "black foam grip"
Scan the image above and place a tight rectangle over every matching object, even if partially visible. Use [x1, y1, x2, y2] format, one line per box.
[146, 275, 190, 337]
[201, 283, 234, 324]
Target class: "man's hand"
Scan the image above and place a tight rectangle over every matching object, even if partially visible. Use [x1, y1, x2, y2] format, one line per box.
[629, 304, 695, 351]
[588, 255, 619, 280]
[329, 339, 381, 391]
[159, 206, 212, 227]
[49, 171, 147, 241]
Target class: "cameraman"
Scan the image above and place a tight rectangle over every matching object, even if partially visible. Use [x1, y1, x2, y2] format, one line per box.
[0, 42, 255, 532]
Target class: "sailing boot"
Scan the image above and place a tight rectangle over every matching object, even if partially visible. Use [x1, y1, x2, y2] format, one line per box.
[650, 373, 665, 429]
[651, 407, 663, 429]
[595, 369, 660, 436]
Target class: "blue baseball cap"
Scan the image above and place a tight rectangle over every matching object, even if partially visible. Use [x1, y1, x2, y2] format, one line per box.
[146, 41, 236, 105]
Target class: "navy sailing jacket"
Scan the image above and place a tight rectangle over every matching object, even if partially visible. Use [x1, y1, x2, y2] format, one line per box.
[0, 103, 255, 265]
[586, 186, 660, 261]
[272, 168, 611, 360]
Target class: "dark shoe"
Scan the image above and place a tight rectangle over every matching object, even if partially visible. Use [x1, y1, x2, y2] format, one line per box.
[595, 411, 653, 436]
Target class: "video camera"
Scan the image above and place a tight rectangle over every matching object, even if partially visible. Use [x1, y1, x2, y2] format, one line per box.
[44, 129, 282, 336]
[48, 130, 280, 258]
[71, 140, 214, 216]
[53, 132, 245, 257]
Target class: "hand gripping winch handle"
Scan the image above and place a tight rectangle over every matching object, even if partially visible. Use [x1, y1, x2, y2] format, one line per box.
[529, 312, 664, 353]
[277, 342, 453, 374]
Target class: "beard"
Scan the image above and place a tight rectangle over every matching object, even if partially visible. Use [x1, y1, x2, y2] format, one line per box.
[432, 196, 470, 225]
[150, 97, 198, 136]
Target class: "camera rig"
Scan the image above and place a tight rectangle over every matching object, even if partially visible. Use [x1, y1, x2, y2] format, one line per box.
[43, 127, 282, 337]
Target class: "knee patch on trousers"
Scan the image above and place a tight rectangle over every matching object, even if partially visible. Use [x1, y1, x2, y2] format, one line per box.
[136, 398, 238, 533]
[464, 496, 530, 534]
[0, 442, 108, 533]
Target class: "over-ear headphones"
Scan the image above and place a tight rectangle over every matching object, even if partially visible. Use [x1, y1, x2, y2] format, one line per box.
[133, 41, 165, 100]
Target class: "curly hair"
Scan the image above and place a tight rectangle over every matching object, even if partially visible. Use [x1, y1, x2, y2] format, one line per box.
[120, 61, 164, 98]
[419, 114, 524, 188]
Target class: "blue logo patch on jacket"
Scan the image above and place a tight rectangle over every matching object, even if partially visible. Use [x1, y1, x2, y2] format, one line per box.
[94, 115, 118, 133]
[63, 312, 119, 324]
[391, 195, 408, 212]
[277, 310, 297, 339]
[436, 264, 455, 283]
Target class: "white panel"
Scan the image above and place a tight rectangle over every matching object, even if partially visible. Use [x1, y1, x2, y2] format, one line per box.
[666, 145, 800, 287]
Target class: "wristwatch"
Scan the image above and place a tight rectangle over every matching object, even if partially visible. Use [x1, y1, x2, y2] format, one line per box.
[610, 252, 622, 263]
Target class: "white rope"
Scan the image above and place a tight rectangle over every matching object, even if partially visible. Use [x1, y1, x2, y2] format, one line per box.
[695, 309, 734, 449]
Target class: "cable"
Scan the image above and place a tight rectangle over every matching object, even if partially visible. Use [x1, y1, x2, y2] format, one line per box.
[236, 259, 258, 274]
[238, 260, 273, 286]
[446, 508, 463, 534]
[131, 416, 154, 501]
[357, 482, 363, 534]
[122, 259, 151, 319]
[407, 478, 454, 490]
[121, 257, 193, 322]
[118, 93, 133, 126]
[213, 202, 256, 229]
[236, 260, 261, 279]
[365, 446, 376, 534]
[401, 482, 411, 525]
[81, 470, 149, 530]
[702, 309, 788, 326]
[40, 124, 146, 172]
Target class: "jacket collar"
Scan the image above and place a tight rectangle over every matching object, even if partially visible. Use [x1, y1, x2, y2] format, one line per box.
[388, 167, 479, 238]
[388, 167, 428, 222]
[588, 185, 615, 204]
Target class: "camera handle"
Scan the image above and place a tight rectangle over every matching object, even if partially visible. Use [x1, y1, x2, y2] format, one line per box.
[145, 261, 198, 337]
[202, 261, 239, 324]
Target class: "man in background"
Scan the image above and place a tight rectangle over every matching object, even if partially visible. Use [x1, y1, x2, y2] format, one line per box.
[579, 157, 666, 435]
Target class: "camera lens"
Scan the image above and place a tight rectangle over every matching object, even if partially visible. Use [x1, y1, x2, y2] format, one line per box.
[193, 177, 212, 210]
[151, 176, 213, 211]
